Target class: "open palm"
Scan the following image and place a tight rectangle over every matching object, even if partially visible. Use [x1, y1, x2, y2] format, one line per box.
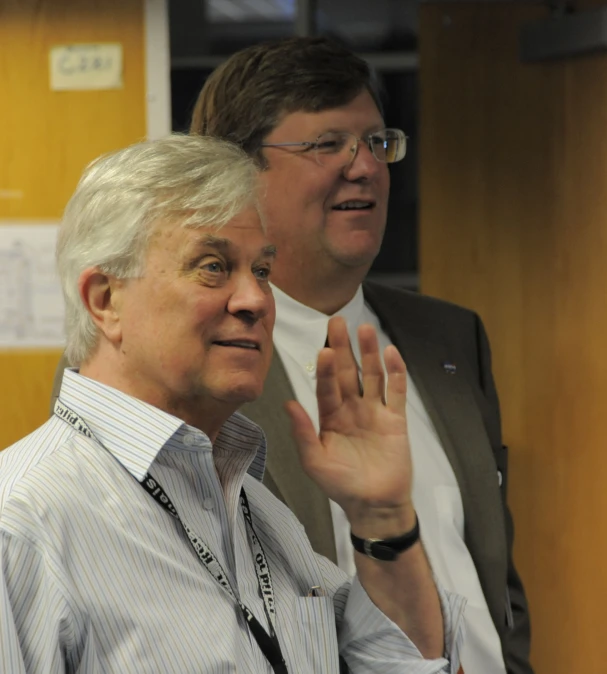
[285, 317, 413, 524]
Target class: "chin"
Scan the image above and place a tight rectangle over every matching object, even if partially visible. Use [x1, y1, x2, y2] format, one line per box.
[220, 382, 264, 406]
[331, 236, 384, 267]
[337, 248, 381, 269]
[205, 364, 270, 408]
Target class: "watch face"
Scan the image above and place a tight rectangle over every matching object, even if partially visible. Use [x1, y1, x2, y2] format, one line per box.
[352, 515, 420, 561]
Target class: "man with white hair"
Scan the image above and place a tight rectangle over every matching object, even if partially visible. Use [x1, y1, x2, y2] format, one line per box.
[0, 134, 464, 673]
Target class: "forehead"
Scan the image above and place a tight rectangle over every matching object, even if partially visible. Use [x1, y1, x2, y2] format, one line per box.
[268, 90, 384, 140]
[148, 208, 269, 258]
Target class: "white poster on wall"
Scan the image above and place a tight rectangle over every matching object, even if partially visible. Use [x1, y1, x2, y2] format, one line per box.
[0, 222, 65, 349]
[49, 44, 123, 91]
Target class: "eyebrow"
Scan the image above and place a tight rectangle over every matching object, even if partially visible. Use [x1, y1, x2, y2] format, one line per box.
[185, 235, 277, 268]
[317, 125, 386, 137]
[262, 245, 278, 258]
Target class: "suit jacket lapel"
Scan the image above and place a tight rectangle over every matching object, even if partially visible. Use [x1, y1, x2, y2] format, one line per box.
[240, 353, 338, 563]
[243, 283, 508, 622]
[363, 283, 508, 627]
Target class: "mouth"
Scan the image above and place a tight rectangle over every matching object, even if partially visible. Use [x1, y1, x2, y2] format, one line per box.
[212, 339, 261, 351]
[332, 200, 375, 212]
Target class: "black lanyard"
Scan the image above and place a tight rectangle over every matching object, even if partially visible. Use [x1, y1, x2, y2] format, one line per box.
[54, 399, 288, 674]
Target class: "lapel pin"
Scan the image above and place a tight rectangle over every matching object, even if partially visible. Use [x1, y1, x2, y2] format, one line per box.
[442, 361, 457, 375]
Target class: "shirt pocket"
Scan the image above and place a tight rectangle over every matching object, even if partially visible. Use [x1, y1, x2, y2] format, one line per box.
[294, 596, 340, 674]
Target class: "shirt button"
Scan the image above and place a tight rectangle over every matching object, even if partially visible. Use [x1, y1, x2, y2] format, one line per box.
[305, 362, 315, 373]
[202, 497, 214, 510]
[184, 433, 205, 447]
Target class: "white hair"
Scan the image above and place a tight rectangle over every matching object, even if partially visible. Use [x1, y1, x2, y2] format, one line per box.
[57, 134, 260, 366]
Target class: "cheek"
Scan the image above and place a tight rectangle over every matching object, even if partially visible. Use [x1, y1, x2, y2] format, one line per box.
[305, 172, 341, 208]
[152, 291, 215, 342]
[380, 167, 391, 198]
[264, 304, 276, 334]
[274, 169, 333, 209]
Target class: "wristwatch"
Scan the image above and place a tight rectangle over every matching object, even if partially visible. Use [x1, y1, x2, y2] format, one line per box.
[350, 514, 420, 561]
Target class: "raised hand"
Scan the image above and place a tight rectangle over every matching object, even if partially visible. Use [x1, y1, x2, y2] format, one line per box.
[286, 317, 446, 657]
[285, 316, 415, 537]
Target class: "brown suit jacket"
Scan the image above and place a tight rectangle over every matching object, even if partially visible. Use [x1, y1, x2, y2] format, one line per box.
[241, 282, 533, 674]
[50, 280, 533, 674]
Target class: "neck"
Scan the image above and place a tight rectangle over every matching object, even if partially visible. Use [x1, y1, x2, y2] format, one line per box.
[80, 354, 233, 443]
[272, 265, 367, 315]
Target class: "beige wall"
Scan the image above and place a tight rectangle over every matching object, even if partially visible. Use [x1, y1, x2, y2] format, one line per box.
[420, 2, 607, 671]
[0, 0, 147, 449]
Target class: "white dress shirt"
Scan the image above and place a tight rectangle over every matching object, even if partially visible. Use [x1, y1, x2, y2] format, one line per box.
[0, 369, 465, 674]
[272, 283, 507, 674]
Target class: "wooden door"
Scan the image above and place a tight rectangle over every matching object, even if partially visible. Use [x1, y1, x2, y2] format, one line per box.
[420, 2, 607, 671]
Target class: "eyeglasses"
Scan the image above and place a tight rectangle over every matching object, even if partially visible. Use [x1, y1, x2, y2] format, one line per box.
[261, 128, 407, 168]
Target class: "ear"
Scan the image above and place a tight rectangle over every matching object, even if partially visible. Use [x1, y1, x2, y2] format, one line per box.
[78, 268, 125, 345]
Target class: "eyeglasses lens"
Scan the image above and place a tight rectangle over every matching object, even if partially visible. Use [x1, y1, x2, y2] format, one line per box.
[313, 130, 405, 166]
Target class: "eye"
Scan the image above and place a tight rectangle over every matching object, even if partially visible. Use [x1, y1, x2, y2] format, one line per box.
[370, 134, 388, 147]
[316, 140, 339, 152]
[314, 133, 347, 154]
[196, 257, 229, 285]
[201, 260, 226, 274]
[254, 265, 271, 281]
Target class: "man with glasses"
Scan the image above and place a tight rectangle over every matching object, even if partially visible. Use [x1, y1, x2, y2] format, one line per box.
[190, 37, 534, 674]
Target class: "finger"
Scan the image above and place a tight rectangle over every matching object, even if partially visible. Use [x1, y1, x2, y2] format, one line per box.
[327, 316, 361, 399]
[384, 344, 407, 415]
[284, 400, 323, 476]
[357, 324, 385, 401]
[315, 347, 343, 421]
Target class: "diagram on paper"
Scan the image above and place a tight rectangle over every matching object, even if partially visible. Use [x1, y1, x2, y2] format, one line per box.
[0, 223, 65, 348]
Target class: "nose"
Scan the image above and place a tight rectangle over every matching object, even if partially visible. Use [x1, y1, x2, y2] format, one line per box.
[227, 272, 272, 323]
[342, 138, 382, 182]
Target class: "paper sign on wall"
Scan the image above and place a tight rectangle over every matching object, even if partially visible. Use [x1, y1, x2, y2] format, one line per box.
[50, 44, 123, 91]
[0, 223, 65, 349]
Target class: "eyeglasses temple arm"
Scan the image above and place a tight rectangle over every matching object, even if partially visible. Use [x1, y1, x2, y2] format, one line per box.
[260, 142, 313, 148]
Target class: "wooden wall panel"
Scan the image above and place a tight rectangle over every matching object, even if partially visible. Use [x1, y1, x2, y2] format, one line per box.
[0, 0, 146, 449]
[420, 3, 607, 671]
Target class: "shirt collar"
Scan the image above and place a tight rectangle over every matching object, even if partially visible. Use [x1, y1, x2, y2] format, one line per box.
[56, 369, 267, 482]
[334, 285, 368, 334]
[272, 283, 367, 360]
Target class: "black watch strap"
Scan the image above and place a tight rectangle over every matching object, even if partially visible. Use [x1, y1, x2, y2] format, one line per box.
[350, 514, 420, 561]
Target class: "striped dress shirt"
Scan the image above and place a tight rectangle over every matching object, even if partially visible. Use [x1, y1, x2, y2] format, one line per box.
[0, 369, 465, 674]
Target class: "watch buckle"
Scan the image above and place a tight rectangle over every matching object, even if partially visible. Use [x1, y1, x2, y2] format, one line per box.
[363, 538, 378, 558]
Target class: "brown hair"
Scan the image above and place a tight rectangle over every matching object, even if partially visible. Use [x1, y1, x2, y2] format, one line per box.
[190, 37, 382, 165]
